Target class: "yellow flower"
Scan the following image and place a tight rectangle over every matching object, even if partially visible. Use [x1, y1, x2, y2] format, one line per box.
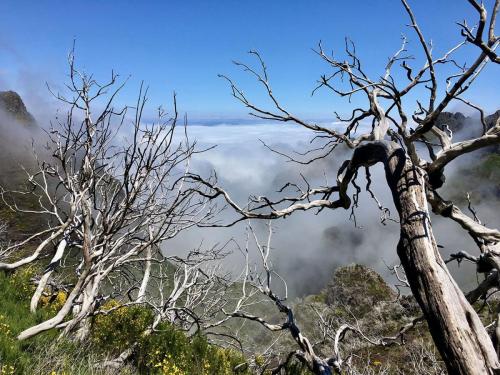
[0, 365, 15, 375]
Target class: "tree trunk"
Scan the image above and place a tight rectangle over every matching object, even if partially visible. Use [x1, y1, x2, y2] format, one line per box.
[17, 268, 90, 340]
[137, 245, 152, 303]
[376, 143, 500, 374]
[30, 239, 67, 312]
[61, 276, 99, 339]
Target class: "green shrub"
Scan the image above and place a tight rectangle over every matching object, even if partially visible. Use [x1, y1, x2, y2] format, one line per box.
[90, 300, 250, 374]
[90, 300, 153, 355]
[0, 270, 251, 374]
[137, 322, 249, 374]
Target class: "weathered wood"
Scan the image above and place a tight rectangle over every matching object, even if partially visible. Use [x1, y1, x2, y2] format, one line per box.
[377, 142, 500, 375]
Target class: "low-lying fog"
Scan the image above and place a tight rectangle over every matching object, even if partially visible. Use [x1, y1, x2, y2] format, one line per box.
[2, 100, 498, 297]
[166, 121, 498, 296]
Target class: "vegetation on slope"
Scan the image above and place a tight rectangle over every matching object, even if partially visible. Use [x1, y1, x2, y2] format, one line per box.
[0, 267, 249, 375]
[0, 91, 498, 374]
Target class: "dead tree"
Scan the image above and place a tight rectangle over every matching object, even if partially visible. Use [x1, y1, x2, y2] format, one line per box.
[0, 51, 220, 341]
[187, 1, 500, 373]
[100, 242, 234, 369]
[228, 223, 432, 375]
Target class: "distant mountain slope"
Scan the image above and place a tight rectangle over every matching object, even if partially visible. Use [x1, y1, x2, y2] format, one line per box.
[0, 91, 36, 126]
[486, 110, 500, 129]
[436, 111, 468, 132]
[436, 110, 499, 137]
[0, 90, 40, 178]
[0, 91, 45, 241]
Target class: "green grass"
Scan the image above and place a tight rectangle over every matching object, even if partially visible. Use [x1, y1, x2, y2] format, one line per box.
[0, 267, 251, 374]
[0, 267, 133, 374]
[0, 267, 58, 373]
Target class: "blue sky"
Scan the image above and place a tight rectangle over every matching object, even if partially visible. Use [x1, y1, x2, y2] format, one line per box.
[0, 0, 498, 119]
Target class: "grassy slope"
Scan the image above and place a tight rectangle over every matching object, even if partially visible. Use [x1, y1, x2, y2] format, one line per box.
[0, 266, 250, 375]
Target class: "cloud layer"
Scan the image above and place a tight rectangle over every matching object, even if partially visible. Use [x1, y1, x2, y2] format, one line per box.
[1, 97, 497, 298]
[168, 121, 500, 297]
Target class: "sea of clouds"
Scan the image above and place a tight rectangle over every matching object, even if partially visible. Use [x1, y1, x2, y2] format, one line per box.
[166, 120, 500, 296]
[1, 93, 498, 297]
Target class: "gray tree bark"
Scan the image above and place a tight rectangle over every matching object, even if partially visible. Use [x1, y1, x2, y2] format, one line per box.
[356, 141, 500, 375]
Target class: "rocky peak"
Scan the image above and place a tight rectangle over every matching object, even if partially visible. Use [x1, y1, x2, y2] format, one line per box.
[435, 111, 468, 132]
[486, 110, 500, 129]
[0, 91, 36, 126]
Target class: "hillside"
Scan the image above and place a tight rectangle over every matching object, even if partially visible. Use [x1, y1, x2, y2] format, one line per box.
[0, 91, 35, 126]
[0, 92, 47, 243]
[0, 93, 498, 374]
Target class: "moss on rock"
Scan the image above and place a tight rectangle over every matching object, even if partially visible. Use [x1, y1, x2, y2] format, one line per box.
[324, 264, 396, 316]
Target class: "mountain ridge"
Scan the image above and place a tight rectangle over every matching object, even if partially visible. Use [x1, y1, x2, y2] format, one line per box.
[0, 91, 36, 126]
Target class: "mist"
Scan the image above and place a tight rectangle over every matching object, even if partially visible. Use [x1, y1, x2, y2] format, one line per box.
[1, 90, 498, 298]
[166, 118, 500, 297]
[0, 104, 49, 187]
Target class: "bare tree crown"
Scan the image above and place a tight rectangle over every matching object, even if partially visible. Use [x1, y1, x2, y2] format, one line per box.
[185, 1, 500, 374]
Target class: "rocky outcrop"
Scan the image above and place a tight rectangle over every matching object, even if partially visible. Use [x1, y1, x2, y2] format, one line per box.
[436, 111, 468, 133]
[486, 110, 500, 129]
[436, 110, 499, 134]
[0, 91, 36, 126]
[324, 263, 397, 316]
